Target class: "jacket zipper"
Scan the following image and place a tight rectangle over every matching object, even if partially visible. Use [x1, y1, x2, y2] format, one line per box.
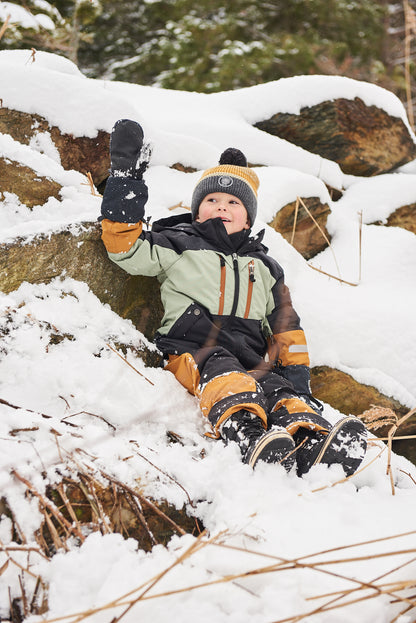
[230, 253, 240, 318]
[244, 260, 255, 318]
[218, 255, 254, 319]
[218, 256, 226, 315]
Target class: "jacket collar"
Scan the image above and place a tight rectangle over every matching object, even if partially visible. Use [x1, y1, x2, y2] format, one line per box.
[152, 213, 266, 255]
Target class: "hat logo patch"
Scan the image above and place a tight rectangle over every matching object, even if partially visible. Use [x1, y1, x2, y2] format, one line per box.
[218, 175, 233, 187]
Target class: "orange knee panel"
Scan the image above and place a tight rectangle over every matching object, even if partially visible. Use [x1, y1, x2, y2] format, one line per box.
[200, 372, 267, 429]
[165, 353, 201, 396]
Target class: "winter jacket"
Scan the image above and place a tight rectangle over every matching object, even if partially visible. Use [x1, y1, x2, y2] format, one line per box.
[100, 176, 312, 398]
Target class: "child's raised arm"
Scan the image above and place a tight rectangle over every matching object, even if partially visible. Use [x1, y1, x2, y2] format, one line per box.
[100, 119, 151, 254]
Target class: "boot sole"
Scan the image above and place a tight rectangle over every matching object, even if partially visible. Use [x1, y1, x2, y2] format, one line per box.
[312, 416, 367, 476]
[249, 430, 296, 471]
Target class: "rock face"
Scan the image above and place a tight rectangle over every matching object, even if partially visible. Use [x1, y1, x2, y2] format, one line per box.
[310, 366, 416, 464]
[372, 203, 416, 235]
[267, 196, 331, 259]
[310, 366, 409, 419]
[0, 157, 62, 207]
[0, 107, 110, 186]
[0, 223, 163, 340]
[255, 97, 416, 176]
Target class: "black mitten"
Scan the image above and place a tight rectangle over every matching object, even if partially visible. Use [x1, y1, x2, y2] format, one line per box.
[110, 119, 151, 179]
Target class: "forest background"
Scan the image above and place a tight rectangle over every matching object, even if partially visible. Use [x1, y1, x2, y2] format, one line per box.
[2, 0, 416, 124]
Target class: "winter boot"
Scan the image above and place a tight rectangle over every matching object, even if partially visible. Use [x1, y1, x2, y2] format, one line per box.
[295, 415, 367, 477]
[220, 410, 296, 471]
[110, 119, 151, 179]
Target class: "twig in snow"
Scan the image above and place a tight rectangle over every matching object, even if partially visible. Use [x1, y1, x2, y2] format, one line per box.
[106, 343, 155, 385]
[307, 263, 359, 286]
[130, 441, 197, 510]
[400, 469, 416, 485]
[0, 397, 51, 419]
[26, 48, 37, 64]
[61, 410, 116, 431]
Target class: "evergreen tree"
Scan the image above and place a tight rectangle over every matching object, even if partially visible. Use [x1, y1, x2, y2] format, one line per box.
[78, 0, 387, 92]
[1, 0, 412, 106]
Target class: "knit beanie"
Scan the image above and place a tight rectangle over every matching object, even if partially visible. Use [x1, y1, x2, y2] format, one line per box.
[191, 148, 259, 225]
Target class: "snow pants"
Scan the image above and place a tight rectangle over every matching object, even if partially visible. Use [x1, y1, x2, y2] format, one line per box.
[165, 346, 331, 438]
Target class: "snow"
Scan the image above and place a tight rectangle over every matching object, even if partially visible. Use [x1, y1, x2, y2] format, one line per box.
[0, 2, 55, 31]
[1, 49, 416, 623]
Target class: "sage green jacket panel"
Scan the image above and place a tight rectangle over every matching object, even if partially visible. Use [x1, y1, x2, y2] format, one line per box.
[109, 233, 276, 337]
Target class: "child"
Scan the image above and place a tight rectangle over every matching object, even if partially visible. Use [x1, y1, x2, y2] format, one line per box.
[100, 119, 367, 476]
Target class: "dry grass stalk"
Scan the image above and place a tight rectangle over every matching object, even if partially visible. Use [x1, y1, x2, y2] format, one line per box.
[98, 469, 187, 538]
[306, 554, 416, 620]
[387, 406, 416, 496]
[290, 196, 300, 245]
[0, 539, 44, 579]
[56, 483, 83, 530]
[81, 172, 102, 197]
[26, 48, 37, 64]
[358, 404, 416, 496]
[124, 491, 157, 547]
[0, 13, 10, 41]
[360, 405, 398, 431]
[298, 444, 387, 497]
[4, 450, 199, 621]
[358, 210, 363, 282]
[19, 574, 29, 618]
[37, 530, 416, 623]
[307, 264, 360, 286]
[295, 196, 342, 280]
[298, 199, 364, 287]
[168, 201, 190, 211]
[383, 434, 416, 441]
[61, 410, 116, 431]
[77, 476, 112, 535]
[401, 469, 416, 485]
[1, 538, 48, 620]
[403, 0, 416, 129]
[0, 396, 52, 419]
[107, 532, 211, 622]
[12, 469, 91, 550]
[43, 512, 68, 553]
[41, 531, 213, 623]
[106, 343, 155, 385]
[131, 441, 197, 510]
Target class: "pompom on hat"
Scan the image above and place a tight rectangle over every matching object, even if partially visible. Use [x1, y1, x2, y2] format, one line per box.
[191, 148, 260, 226]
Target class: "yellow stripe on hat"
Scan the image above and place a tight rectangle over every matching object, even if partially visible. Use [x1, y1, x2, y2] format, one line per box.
[199, 164, 259, 197]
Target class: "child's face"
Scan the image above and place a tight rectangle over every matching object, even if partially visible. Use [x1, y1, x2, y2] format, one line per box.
[196, 192, 250, 235]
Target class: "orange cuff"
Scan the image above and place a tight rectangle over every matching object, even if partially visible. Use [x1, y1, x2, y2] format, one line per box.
[269, 330, 310, 367]
[101, 219, 143, 254]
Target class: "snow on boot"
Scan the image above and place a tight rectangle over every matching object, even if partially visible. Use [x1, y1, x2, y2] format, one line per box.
[295, 415, 368, 477]
[110, 119, 151, 178]
[220, 410, 296, 471]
